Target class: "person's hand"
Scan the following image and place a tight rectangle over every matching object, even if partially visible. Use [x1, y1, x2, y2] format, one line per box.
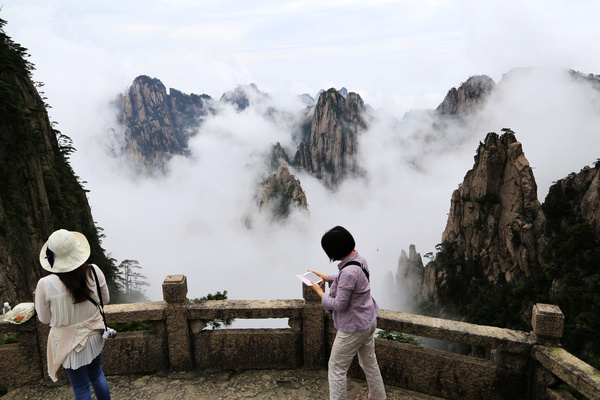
[309, 279, 325, 297]
[308, 270, 328, 283]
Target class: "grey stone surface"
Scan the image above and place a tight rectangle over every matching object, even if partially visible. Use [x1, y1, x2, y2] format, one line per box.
[1, 369, 443, 400]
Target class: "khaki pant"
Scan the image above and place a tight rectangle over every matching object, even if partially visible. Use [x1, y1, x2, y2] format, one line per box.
[328, 321, 386, 400]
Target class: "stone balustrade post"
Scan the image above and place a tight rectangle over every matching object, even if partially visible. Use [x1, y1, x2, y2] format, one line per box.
[162, 275, 192, 371]
[530, 303, 566, 397]
[302, 282, 325, 369]
[531, 303, 564, 346]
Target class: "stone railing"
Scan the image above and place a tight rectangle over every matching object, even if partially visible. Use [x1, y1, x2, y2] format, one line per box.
[1, 275, 599, 399]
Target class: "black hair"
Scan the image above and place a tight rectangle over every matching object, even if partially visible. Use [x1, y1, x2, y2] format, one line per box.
[321, 226, 355, 261]
[56, 263, 93, 304]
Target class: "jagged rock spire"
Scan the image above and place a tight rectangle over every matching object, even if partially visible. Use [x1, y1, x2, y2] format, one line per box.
[436, 75, 495, 117]
[258, 163, 308, 220]
[445, 129, 546, 278]
[421, 129, 547, 310]
[294, 88, 367, 189]
[114, 75, 215, 174]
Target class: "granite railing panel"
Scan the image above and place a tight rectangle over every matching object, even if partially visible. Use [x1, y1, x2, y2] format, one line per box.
[365, 313, 530, 399]
[0, 319, 42, 389]
[373, 339, 527, 399]
[370, 309, 535, 399]
[192, 329, 303, 370]
[187, 298, 306, 370]
[101, 301, 170, 375]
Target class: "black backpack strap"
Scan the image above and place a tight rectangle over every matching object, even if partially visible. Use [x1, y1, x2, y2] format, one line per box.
[88, 265, 108, 331]
[341, 260, 370, 281]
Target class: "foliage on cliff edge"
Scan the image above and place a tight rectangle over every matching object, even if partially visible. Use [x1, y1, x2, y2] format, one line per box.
[0, 18, 117, 301]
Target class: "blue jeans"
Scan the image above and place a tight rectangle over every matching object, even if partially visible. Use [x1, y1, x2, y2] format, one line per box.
[63, 352, 111, 400]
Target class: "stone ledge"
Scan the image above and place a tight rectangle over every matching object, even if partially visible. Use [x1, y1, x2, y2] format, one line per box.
[377, 309, 534, 355]
[533, 346, 600, 400]
[105, 301, 166, 323]
[187, 299, 304, 319]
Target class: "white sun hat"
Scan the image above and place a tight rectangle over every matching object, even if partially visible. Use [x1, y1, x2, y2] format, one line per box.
[39, 229, 91, 273]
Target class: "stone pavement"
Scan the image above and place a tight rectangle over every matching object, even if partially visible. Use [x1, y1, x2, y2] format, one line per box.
[1, 369, 444, 400]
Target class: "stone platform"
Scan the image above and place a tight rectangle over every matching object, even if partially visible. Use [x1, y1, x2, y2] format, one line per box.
[1, 369, 444, 400]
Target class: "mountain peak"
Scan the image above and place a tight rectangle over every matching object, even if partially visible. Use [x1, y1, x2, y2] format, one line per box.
[422, 129, 546, 313]
[436, 75, 495, 117]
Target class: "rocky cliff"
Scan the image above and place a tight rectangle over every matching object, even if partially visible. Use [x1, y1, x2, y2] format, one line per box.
[293, 88, 367, 189]
[258, 163, 308, 220]
[544, 163, 600, 237]
[114, 79, 368, 192]
[114, 77, 311, 222]
[436, 75, 495, 117]
[389, 245, 425, 312]
[540, 162, 600, 356]
[114, 75, 215, 174]
[113, 80, 369, 219]
[414, 128, 600, 359]
[0, 21, 113, 302]
[419, 129, 547, 323]
[219, 83, 268, 112]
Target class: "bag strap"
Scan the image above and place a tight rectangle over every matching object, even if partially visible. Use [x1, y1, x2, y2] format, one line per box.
[88, 265, 108, 331]
[340, 260, 370, 281]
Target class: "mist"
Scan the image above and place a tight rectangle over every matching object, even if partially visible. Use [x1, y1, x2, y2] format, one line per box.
[3, 1, 600, 314]
[52, 66, 597, 318]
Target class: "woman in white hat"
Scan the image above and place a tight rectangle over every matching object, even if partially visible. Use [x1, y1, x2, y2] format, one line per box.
[34, 229, 112, 400]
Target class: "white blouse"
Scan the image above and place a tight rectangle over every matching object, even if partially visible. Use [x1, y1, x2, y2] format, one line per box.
[35, 265, 110, 372]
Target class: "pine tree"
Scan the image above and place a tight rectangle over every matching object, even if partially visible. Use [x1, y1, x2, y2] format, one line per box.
[115, 259, 149, 302]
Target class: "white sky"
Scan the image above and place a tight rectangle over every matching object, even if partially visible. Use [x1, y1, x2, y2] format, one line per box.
[2, 1, 600, 312]
[4, 1, 600, 115]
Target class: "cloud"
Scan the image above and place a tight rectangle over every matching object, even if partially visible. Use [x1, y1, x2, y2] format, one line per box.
[2, 1, 600, 315]
[473, 68, 600, 198]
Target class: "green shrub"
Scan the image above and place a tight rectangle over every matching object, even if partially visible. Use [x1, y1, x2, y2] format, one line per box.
[194, 291, 234, 329]
[377, 330, 423, 346]
[0, 332, 20, 345]
[107, 321, 149, 332]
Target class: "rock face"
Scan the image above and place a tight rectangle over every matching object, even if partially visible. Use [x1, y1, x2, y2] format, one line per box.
[258, 163, 308, 220]
[420, 130, 546, 316]
[415, 130, 600, 356]
[114, 77, 310, 222]
[0, 23, 112, 302]
[540, 163, 600, 355]
[294, 88, 367, 189]
[114, 80, 368, 191]
[542, 164, 600, 303]
[267, 142, 291, 172]
[393, 245, 425, 311]
[113, 80, 368, 218]
[219, 83, 267, 112]
[544, 163, 600, 237]
[436, 75, 495, 117]
[114, 75, 215, 174]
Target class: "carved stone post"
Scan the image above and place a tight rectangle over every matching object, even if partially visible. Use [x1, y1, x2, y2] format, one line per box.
[531, 303, 564, 346]
[302, 282, 325, 369]
[162, 275, 192, 371]
[530, 303, 565, 398]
